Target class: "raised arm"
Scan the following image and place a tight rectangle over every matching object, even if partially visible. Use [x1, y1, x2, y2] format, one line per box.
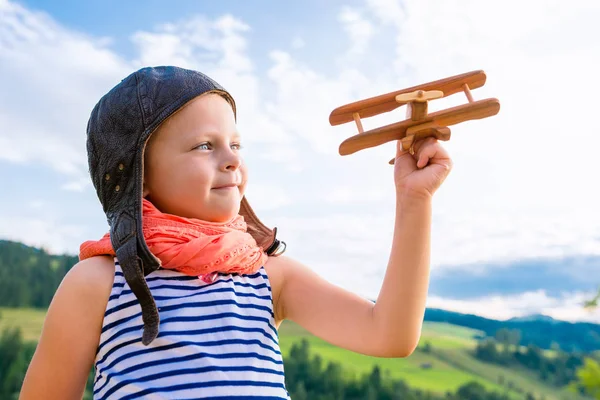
[274, 137, 451, 357]
[19, 256, 115, 400]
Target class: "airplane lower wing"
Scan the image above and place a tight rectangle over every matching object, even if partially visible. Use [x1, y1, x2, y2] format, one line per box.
[338, 98, 500, 156]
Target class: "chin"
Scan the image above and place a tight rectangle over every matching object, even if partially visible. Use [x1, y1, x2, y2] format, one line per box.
[210, 204, 241, 222]
[211, 213, 239, 223]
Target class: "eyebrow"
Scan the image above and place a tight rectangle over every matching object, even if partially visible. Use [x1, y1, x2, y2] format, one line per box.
[188, 131, 241, 140]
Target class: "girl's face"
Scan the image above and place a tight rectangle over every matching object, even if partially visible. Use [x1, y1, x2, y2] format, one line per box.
[143, 93, 247, 223]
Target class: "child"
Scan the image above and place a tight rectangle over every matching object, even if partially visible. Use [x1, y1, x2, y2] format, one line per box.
[19, 66, 452, 399]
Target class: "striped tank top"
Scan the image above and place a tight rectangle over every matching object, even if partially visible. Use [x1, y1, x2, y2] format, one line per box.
[93, 258, 290, 399]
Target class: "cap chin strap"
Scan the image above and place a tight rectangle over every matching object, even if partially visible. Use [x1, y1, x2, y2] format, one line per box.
[116, 239, 160, 345]
[109, 207, 162, 345]
[239, 196, 286, 257]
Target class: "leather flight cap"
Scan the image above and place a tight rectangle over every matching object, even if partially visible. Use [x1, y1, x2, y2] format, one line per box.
[86, 66, 285, 345]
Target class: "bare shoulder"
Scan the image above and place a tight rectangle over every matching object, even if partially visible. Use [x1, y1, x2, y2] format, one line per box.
[42, 254, 115, 335]
[44, 254, 115, 338]
[64, 254, 115, 297]
[263, 254, 312, 286]
[19, 255, 115, 400]
[55, 254, 116, 316]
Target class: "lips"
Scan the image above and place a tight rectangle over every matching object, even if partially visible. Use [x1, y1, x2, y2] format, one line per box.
[212, 183, 239, 190]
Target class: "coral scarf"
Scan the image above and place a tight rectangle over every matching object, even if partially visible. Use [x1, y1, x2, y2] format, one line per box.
[79, 199, 267, 279]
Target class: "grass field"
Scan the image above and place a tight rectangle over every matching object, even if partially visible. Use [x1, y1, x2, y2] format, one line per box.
[0, 307, 588, 399]
[0, 307, 46, 342]
[278, 320, 585, 400]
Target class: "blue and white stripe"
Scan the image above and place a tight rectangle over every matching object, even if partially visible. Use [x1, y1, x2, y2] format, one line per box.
[93, 258, 290, 399]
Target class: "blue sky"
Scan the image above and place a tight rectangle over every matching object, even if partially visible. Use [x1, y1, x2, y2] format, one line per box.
[1, 0, 600, 322]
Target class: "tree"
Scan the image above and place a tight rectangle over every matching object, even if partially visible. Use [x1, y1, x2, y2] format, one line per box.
[293, 382, 308, 400]
[368, 365, 382, 390]
[575, 288, 600, 397]
[584, 288, 600, 309]
[475, 338, 499, 363]
[455, 381, 488, 400]
[572, 358, 600, 399]
[495, 328, 512, 356]
[422, 341, 432, 353]
[0, 327, 35, 399]
[322, 363, 344, 399]
[508, 329, 522, 350]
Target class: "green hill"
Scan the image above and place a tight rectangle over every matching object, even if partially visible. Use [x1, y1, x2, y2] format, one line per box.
[2, 239, 600, 353]
[278, 319, 588, 400]
[0, 307, 47, 342]
[0, 239, 595, 398]
[0, 307, 590, 399]
[424, 308, 600, 353]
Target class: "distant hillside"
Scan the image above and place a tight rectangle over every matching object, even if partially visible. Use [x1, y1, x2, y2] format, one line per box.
[2, 238, 600, 352]
[0, 308, 591, 400]
[508, 314, 558, 323]
[277, 320, 592, 400]
[0, 239, 78, 308]
[423, 308, 600, 352]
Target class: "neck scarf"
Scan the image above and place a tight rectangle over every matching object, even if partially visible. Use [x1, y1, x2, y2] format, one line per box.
[79, 199, 267, 279]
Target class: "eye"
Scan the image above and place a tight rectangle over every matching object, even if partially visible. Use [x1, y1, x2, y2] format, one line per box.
[231, 142, 243, 150]
[194, 142, 211, 150]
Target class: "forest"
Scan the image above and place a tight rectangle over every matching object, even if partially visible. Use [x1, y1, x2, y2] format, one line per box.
[0, 239, 598, 399]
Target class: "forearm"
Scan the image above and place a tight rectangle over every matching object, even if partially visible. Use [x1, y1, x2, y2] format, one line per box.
[372, 193, 433, 356]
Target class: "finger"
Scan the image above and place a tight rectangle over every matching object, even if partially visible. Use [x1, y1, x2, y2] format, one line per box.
[391, 137, 414, 165]
[393, 148, 418, 177]
[391, 136, 430, 166]
[396, 137, 411, 156]
[389, 150, 412, 165]
[414, 137, 439, 168]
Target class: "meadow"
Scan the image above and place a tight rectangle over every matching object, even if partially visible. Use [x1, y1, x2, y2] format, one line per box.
[278, 319, 583, 400]
[1, 307, 587, 399]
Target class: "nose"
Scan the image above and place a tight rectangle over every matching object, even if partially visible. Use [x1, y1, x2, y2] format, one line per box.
[220, 147, 242, 172]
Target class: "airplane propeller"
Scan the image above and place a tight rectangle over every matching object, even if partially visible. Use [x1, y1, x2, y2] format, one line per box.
[396, 89, 444, 104]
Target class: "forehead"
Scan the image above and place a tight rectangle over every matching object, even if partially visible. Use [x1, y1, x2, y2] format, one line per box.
[174, 93, 235, 125]
[154, 93, 238, 139]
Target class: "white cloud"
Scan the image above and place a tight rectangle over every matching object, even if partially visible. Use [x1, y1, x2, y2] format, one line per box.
[430, 204, 600, 270]
[243, 183, 293, 211]
[129, 13, 304, 172]
[291, 36, 305, 49]
[0, 2, 310, 258]
[338, 6, 375, 57]
[61, 177, 91, 192]
[0, 214, 87, 255]
[428, 289, 600, 324]
[1, 0, 600, 323]
[0, 0, 129, 179]
[343, 0, 600, 268]
[364, 0, 404, 26]
[27, 200, 44, 209]
[325, 185, 385, 204]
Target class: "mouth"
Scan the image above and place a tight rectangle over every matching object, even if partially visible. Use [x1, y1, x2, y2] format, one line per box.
[212, 183, 239, 190]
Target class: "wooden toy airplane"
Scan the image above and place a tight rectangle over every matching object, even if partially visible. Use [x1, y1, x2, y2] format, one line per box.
[328, 70, 500, 164]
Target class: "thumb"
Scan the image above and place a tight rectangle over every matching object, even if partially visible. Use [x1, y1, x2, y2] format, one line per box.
[392, 141, 417, 178]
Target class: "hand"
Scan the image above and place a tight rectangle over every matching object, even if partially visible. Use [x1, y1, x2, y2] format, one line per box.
[393, 137, 453, 200]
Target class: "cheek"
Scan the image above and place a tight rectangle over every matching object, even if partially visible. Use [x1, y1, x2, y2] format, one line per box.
[239, 164, 249, 194]
[240, 162, 249, 180]
[150, 159, 212, 195]
[175, 165, 212, 192]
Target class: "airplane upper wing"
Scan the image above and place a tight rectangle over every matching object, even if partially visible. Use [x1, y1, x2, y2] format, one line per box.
[329, 70, 488, 126]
